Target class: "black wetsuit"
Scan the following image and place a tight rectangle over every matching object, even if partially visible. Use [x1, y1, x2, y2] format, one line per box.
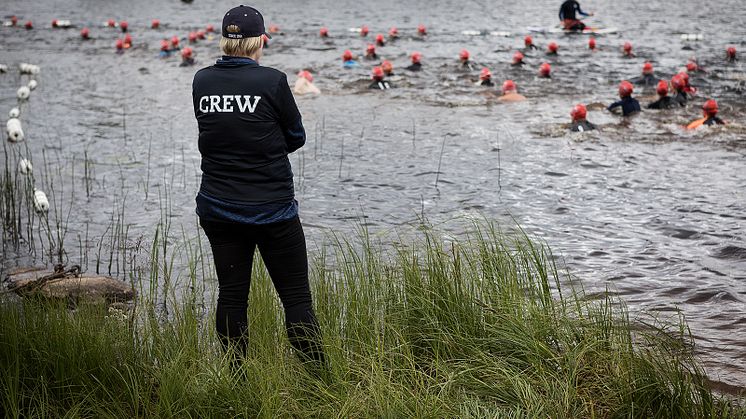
[461, 61, 475, 71]
[608, 97, 641, 116]
[369, 80, 393, 90]
[647, 96, 677, 110]
[703, 116, 725, 126]
[630, 74, 660, 88]
[406, 62, 423, 72]
[571, 120, 596, 132]
[672, 92, 689, 106]
[480, 79, 494, 87]
[364, 53, 378, 60]
[559, 0, 589, 30]
[524, 44, 538, 51]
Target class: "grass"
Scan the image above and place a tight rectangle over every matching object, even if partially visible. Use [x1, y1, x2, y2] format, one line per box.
[0, 221, 743, 418]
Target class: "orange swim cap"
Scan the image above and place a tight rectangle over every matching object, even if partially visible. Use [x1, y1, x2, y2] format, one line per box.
[571, 104, 587, 121]
[618, 80, 634, 97]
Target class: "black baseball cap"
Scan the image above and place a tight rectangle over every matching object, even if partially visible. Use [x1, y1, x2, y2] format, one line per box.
[222, 5, 271, 39]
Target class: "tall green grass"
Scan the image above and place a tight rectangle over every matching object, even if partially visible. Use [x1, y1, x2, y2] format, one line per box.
[0, 222, 742, 418]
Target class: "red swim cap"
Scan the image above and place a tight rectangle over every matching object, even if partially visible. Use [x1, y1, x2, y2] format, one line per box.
[375, 34, 385, 45]
[671, 74, 685, 91]
[727, 46, 736, 59]
[588, 37, 596, 50]
[361, 25, 369, 36]
[571, 104, 587, 121]
[417, 24, 427, 35]
[480, 67, 492, 81]
[115, 38, 124, 50]
[181, 47, 193, 59]
[206, 24, 215, 33]
[381, 60, 393, 74]
[656, 80, 669, 96]
[80, 27, 90, 39]
[539, 62, 551, 77]
[686, 61, 697, 72]
[642, 62, 653, 74]
[548, 42, 558, 53]
[702, 99, 718, 117]
[320, 27, 329, 37]
[107, 19, 115, 28]
[618, 80, 634, 97]
[389, 26, 398, 37]
[152, 19, 160, 29]
[524, 35, 533, 47]
[268, 25, 279, 34]
[124, 33, 132, 45]
[298, 70, 313, 82]
[502, 79, 517, 94]
[171, 35, 179, 47]
[411, 52, 422, 63]
[513, 51, 524, 64]
[372, 66, 384, 81]
[119, 21, 128, 32]
[459, 49, 470, 61]
[197, 30, 206, 39]
[623, 41, 632, 54]
[342, 49, 353, 61]
[366, 44, 376, 54]
[160, 39, 169, 51]
[24, 21, 33, 29]
[188, 32, 197, 43]
[52, 19, 58, 28]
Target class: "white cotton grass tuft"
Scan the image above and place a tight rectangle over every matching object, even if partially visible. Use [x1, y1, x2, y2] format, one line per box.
[33, 189, 49, 213]
[19, 63, 41, 75]
[28, 79, 38, 90]
[9, 107, 20, 118]
[19, 158, 33, 175]
[17, 86, 31, 100]
[6, 118, 24, 142]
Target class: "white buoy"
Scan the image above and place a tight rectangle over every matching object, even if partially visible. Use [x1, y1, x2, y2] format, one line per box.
[0, 64, 8, 73]
[6, 118, 24, 142]
[17, 86, 31, 100]
[19, 63, 41, 75]
[9, 107, 20, 118]
[53, 19, 72, 28]
[28, 80, 38, 90]
[490, 31, 512, 37]
[680, 34, 704, 41]
[33, 189, 49, 213]
[19, 158, 33, 175]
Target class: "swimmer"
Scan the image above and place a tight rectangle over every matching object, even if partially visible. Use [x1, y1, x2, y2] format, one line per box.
[559, 0, 593, 31]
[159, 39, 171, 57]
[381, 60, 394, 76]
[547, 42, 559, 56]
[293, 70, 321, 95]
[622, 42, 635, 58]
[512, 51, 525, 66]
[498, 80, 526, 102]
[588, 37, 596, 51]
[417, 24, 427, 37]
[570, 104, 596, 132]
[524, 35, 538, 51]
[539, 62, 551, 78]
[360, 25, 369, 37]
[607, 81, 641, 116]
[320, 27, 329, 38]
[726, 46, 737, 62]
[686, 99, 726, 129]
[180, 47, 195, 66]
[671, 74, 689, 106]
[630, 62, 660, 87]
[459, 49, 474, 70]
[686, 61, 705, 74]
[406, 52, 423, 72]
[342, 49, 358, 68]
[647, 80, 677, 109]
[364, 44, 378, 60]
[388, 27, 399, 40]
[375, 34, 385, 47]
[479, 68, 494, 87]
[80, 27, 90, 39]
[369, 66, 393, 90]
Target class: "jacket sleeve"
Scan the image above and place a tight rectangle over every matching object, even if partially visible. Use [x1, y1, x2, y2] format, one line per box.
[275, 74, 306, 153]
[607, 100, 622, 111]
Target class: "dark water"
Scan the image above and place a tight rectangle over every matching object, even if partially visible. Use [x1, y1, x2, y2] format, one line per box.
[2, 0, 745, 389]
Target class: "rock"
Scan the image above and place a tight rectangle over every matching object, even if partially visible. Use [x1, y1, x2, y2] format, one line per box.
[5, 267, 135, 302]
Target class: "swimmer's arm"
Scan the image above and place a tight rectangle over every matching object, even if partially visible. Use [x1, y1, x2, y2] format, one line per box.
[576, 2, 592, 16]
[607, 101, 622, 112]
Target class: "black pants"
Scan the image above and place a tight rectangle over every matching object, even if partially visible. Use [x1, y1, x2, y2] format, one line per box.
[200, 216, 323, 363]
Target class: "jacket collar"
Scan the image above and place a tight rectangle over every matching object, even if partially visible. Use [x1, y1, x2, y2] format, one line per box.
[215, 56, 258, 67]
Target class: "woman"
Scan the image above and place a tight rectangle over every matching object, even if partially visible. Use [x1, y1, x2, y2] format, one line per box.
[192, 5, 323, 366]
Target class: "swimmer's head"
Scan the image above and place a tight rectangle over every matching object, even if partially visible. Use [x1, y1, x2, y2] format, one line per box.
[502, 79, 517, 94]
[417, 24, 427, 35]
[268, 25, 279, 34]
[642, 62, 653, 75]
[298, 70, 313, 82]
[115, 38, 124, 50]
[459, 49, 470, 62]
[381, 60, 394, 75]
[342, 49, 353, 61]
[570, 104, 587, 121]
[411, 51, 422, 64]
[524, 35, 533, 47]
[320, 27, 329, 37]
[539, 62, 551, 77]
[656, 80, 669, 97]
[686, 61, 698, 72]
[81, 27, 90, 39]
[372, 66, 384, 81]
[512, 51, 524, 65]
[160, 39, 170, 51]
[376, 34, 385, 46]
[726, 46, 736, 60]
[189, 32, 197, 43]
[361, 25, 369, 36]
[618, 80, 634, 98]
[702, 99, 718, 117]
[389, 27, 399, 37]
[480, 67, 492, 81]
[181, 47, 193, 59]
[547, 42, 558, 54]
[588, 37, 596, 50]
[622, 41, 632, 55]
[366, 44, 376, 55]
[671, 74, 686, 92]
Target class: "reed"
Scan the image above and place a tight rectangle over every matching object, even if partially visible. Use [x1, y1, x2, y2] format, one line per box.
[1, 220, 741, 418]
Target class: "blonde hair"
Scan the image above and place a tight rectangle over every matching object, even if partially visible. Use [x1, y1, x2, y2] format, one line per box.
[220, 35, 263, 57]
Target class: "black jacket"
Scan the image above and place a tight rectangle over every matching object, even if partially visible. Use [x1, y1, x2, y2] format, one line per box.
[192, 56, 305, 204]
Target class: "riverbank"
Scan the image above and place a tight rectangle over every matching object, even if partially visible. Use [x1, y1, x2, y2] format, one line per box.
[1, 223, 742, 417]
